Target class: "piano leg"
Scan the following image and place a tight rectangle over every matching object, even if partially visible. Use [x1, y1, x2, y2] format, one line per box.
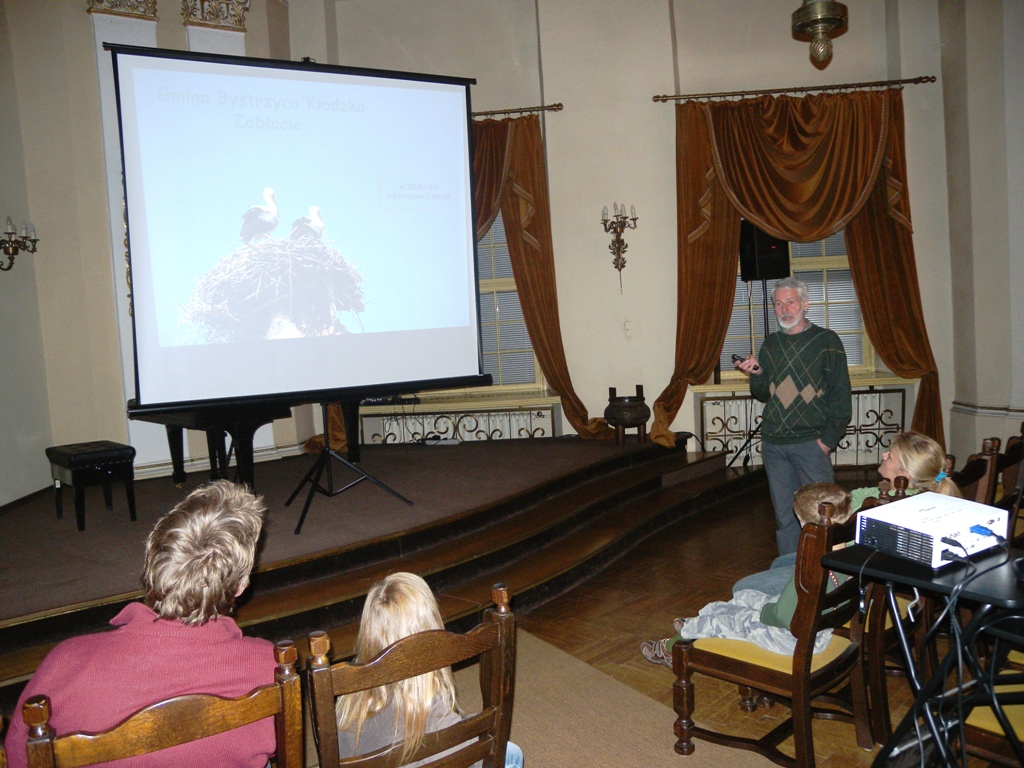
[205, 429, 229, 480]
[165, 425, 187, 486]
[226, 425, 257, 490]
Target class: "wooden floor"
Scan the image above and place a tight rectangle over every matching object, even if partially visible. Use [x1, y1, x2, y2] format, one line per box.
[517, 472, 988, 768]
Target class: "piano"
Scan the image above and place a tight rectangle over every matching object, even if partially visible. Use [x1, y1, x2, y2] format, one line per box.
[129, 402, 293, 489]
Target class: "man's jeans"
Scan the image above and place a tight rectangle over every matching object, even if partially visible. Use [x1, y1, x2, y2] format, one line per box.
[761, 439, 834, 555]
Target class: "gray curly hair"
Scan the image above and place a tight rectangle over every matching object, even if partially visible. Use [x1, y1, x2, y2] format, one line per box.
[142, 480, 265, 625]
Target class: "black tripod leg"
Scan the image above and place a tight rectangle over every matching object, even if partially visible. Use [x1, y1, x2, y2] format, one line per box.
[728, 421, 762, 468]
[286, 451, 326, 506]
[328, 450, 413, 505]
[290, 401, 414, 533]
[294, 453, 328, 534]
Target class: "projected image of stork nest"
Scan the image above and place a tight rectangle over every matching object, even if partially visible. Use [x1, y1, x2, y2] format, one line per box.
[182, 237, 365, 343]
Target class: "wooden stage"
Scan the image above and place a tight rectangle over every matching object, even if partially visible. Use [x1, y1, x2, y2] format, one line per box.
[0, 434, 764, 711]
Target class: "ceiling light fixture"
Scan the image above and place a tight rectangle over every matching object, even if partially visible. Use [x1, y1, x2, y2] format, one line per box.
[792, 0, 848, 63]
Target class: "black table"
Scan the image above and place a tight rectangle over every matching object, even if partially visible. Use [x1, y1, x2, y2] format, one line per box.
[823, 544, 1024, 767]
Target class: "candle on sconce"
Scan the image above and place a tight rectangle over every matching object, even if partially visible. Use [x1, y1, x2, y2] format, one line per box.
[20, 220, 27, 237]
[613, 202, 619, 216]
[619, 203, 625, 217]
[29, 224, 36, 238]
[602, 206, 609, 221]
[630, 205, 636, 219]
[5, 217, 14, 234]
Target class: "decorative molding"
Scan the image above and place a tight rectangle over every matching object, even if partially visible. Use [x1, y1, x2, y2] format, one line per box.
[181, 0, 251, 31]
[361, 404, 562, 444]
[86, 0, 158, 20]
[950, 400, 1024, 418]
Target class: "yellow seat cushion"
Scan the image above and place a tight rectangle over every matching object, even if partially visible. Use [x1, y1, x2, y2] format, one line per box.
[1009, 650, 1024, 667]
[965, 682, 1024, 736]
[692, 634, 851, 674]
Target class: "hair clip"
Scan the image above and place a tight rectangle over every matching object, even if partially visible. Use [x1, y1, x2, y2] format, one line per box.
[935, 470, 947, 482]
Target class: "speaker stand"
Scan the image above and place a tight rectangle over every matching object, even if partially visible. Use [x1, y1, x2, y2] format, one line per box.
[288, 401, 413, 534]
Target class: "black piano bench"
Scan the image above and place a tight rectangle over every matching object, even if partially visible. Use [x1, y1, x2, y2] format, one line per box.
[44, 441, 137, 531]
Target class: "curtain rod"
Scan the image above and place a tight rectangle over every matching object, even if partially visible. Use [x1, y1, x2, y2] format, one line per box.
[472, 102, 563, 118]
[652, 75, 935, 103]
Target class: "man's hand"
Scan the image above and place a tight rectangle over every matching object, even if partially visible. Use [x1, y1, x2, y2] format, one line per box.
[735, 355, 762, 375]
[816, 438, 831, 455]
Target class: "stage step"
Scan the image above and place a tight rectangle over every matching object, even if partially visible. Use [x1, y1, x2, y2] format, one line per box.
[0, 446, 763, 700]
[240, 457, 762, 661]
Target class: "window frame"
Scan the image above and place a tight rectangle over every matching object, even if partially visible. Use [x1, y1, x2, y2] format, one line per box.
[715, 234, 876, 386]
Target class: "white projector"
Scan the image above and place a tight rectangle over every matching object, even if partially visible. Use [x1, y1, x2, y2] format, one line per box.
[856, 492, 1008, 569]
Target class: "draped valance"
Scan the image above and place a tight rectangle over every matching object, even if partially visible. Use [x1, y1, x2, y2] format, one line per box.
[652, 89, 944, 450]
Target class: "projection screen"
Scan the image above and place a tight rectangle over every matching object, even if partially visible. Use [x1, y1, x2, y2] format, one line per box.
[109, 45, 486, 415]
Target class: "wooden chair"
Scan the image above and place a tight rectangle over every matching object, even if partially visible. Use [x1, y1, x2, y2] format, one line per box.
[672, 503, 875, 768]
[308, 584, 515, 768]
[962, 684, 1024, 768]
[951, 437, 1002, 505]
[21, 640, 302, 768]
[857, 476, 910, 511]
[997, 423, 1024, 542]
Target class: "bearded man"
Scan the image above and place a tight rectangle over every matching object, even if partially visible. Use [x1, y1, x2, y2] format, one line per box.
[736, 276, 851, 555]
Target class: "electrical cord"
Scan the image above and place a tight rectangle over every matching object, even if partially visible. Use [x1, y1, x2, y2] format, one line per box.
[856, 548, 878, 620]
[928, 541, 1013, 766]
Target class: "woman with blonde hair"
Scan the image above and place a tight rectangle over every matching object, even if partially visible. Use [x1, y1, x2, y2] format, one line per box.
[852, 430, 960, 509]
[336, 572, 523, 767]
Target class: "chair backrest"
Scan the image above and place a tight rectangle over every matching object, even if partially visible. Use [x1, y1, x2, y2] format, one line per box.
[856, 476, 909, 511]
[21, 640, 302, 768]
[308, 584, 515, 768]
[790, 503, 863, 659]
[952, 437, 1001, 505]
[998, 423, 1024, 490]
[996, 423, 1024, 539]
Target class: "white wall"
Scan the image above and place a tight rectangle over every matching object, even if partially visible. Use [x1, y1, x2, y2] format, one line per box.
[6, 0, 1023, 505]
[0, 4, 53, 502]
[942, 0, 1023, 460]
[887, 0, 955, 448]
[538, 0, 679, 427]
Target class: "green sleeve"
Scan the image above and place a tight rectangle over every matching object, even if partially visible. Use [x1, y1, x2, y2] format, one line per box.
[749, 340, 773, 403]
[759, 574, 798, 629]
[759, 565, 849, 630]
[850, 485, 879, 511]
[820, 335, 851, 449]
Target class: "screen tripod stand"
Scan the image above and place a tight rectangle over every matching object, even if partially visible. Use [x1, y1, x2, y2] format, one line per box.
[288, 400, 413, 534]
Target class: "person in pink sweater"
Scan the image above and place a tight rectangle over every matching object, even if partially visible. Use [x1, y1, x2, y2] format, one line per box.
[3, 480, 278, 768]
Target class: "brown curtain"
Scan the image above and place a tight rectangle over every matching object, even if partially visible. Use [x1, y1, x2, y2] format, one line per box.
[477, 115, 612, 439]
[652, 89, 944, 449]
[844, 95, 944, 446]
[303, 402, 348, 454]
[649, 102, 741, 446]
[472, 119, 514, 240]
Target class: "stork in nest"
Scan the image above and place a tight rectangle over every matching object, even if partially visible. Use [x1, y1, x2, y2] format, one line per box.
[240, 187, 279, 243]
[288, 205, 325, 240]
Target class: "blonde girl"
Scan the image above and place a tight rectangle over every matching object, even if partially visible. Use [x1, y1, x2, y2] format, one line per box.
[336, 572, 524, 767]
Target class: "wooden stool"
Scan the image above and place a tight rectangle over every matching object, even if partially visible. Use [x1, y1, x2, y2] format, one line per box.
[44, 441, 137, 531]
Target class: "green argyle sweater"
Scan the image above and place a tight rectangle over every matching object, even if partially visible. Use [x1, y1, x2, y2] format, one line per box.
[749, 323, 851, 450]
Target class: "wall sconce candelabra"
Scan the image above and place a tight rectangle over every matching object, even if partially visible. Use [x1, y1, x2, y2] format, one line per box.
[1, 216, 39, 272]
[601, 202, 638, 294]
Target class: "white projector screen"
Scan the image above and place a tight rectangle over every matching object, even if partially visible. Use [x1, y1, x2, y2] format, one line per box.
[109, 46, 486, 414]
